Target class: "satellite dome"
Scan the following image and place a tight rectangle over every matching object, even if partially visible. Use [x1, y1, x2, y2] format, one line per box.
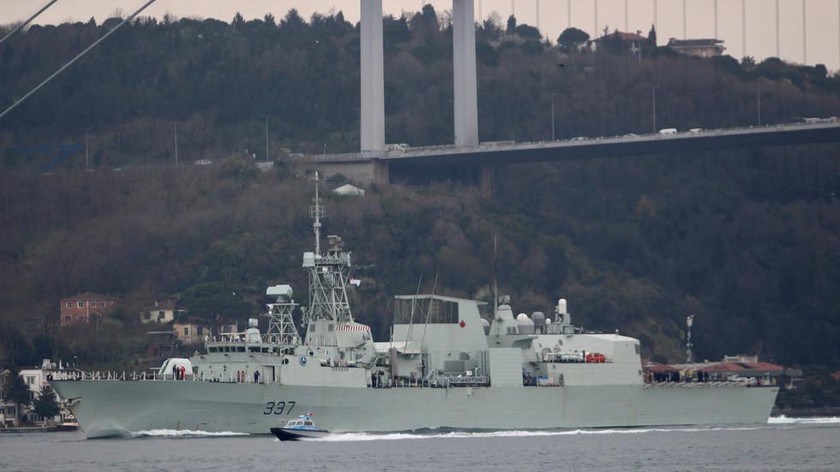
[516, 313, 535, 334]
[244, 327, 261, 343]
[531, 311, 546, 328]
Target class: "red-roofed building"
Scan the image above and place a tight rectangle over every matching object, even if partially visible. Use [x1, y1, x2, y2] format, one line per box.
[678, 359, 800, 387]
[645, 355, 802, 388]
[591, 30, 647, 55]
[60, 292, 117, 327]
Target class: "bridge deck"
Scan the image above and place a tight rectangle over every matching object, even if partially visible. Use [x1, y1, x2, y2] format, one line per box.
[314, 121, 840, 167]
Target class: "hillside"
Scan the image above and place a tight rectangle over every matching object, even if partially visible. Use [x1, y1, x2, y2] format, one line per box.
[0, 7, 839, 388]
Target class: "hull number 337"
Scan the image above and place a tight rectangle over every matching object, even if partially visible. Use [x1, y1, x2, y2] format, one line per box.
[263, 401, 297, 415]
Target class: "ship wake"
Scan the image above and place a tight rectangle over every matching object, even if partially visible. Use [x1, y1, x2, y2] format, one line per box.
[128, 429, 252, 439]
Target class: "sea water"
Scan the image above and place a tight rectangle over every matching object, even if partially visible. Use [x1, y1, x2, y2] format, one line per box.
[2, 417, 838, 472]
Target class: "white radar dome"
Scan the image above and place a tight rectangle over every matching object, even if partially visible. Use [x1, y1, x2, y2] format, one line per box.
[516, 313, 535, 334]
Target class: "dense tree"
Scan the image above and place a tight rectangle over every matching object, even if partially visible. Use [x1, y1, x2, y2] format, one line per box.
[2, 366, 32, 424]
[514, 24, 541, 42]
[505, 15, 517, 34]
[557, 27, 589, 52]
[32, 384, 60, 420]
[647, 24, 657, 49]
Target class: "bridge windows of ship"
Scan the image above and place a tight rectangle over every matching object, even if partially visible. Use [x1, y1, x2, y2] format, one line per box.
[393, 297, 460, 324]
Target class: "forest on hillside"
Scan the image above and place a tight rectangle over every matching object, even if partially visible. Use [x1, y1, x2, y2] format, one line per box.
[1, 6, 839, 404]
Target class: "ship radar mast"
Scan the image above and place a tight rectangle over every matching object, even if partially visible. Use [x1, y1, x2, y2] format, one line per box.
[310, 171, 324, 257]
[301, 172, 355, 345]
[265, 284, 301, 347]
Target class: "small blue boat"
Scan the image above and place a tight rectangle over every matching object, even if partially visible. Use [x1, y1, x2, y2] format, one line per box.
[270, 414, 329, 441]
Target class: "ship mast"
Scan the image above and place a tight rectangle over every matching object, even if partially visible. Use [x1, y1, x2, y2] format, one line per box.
[302, 172, 355, 346]
[311, 172, 323, 257]
[265, 284, 300, 347]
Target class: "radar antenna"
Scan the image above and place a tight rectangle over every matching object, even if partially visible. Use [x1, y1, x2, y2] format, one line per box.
[265, 285, 300, 347]
[310, 171, 324, 256]
[302, 172, 355, 335]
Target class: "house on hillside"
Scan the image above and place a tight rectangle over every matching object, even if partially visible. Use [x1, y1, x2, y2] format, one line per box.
[591, 30, 647, 56]
[145, 330, 178, 360]
[667, 38, 726, 58]
[333, 183, 366, 197]
[173, 322, 208, 345]
[140, 298, 186, 325]
[60, 292, 117, 327]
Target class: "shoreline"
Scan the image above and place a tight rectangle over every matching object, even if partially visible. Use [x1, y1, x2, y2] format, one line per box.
[772, 407, 840, 418]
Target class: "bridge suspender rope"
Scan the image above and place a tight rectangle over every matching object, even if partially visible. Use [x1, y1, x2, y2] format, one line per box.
[0, 0, 61, 47]
[0, 0, 158, 121]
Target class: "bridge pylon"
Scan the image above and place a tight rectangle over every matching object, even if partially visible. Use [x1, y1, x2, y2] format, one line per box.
[453, 0, 479, 147]
[360, 0, 385, 153]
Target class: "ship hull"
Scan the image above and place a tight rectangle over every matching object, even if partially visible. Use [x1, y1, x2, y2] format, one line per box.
[51, 380, 778, 438]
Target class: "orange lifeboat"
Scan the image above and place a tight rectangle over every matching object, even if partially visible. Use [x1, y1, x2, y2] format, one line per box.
[585, 352, 606, 363]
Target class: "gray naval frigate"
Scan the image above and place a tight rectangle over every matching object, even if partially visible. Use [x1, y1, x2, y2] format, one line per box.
[50, 176, 779, 438]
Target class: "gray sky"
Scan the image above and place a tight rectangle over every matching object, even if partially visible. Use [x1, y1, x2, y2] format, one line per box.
[3, 1, 839, 71]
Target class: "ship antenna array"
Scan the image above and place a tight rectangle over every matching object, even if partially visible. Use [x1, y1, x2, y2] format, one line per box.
[266, 286, 301, 347]
[310, 171, 324, 257]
